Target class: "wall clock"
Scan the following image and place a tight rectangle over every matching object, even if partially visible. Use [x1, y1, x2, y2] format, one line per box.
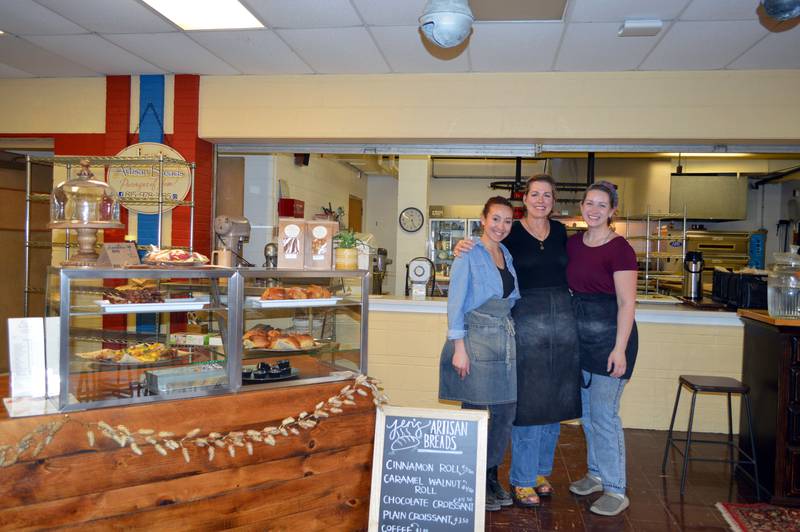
[399, 207, 424, 233]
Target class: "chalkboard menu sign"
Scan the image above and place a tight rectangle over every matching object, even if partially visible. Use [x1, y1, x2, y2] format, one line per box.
[368, 406, 489, 532]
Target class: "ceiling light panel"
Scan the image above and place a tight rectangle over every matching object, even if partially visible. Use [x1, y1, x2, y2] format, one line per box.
[142, 0, 263, 30]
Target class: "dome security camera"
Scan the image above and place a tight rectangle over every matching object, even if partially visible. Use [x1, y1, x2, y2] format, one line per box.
[761, 0, 800, 21]
[419, 0, 474, 48]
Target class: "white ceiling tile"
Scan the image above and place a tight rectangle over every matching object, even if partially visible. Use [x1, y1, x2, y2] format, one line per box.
[569, 0, 691, 23]
[35, 0, 176, 33]
[25, 34, 163, 75]
[680, 0, 759, 21]
[351, 0, 428, 26]
[0, 0, 88, 35]
[277, 27, 389, 73]
[470, 22, 563, 72]
[728, 28, 800, 69]
[0, 62, 34, 77]
[246, 0, 363, 28]
[104, 33, 240, 75]
[190, 29, 312, 74]
[0, 34, 99, 76]
[641, 20, 768, 70]
[556, 22, 660, 71]
[370, 25, 469, 73]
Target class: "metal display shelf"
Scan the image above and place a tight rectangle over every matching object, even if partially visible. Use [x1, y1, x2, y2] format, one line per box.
[24, 154, 196, 317]
[626, 207, 687, 295]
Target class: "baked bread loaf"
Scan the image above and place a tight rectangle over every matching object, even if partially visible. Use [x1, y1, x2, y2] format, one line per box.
[259, 285, 332, 300]
[260, 287, 286, 300]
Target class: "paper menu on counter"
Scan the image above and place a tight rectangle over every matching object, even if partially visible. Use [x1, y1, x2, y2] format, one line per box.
[8, 318, 47, 398]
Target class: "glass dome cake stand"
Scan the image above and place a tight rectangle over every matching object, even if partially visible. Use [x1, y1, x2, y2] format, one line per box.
[49, 159, 123, 266]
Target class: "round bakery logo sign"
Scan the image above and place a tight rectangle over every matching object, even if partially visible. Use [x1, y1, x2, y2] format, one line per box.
[107, 142, 191, 214]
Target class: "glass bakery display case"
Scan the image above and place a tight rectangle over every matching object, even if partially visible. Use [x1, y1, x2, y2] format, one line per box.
[43, 267, 369, 412]
[236, 269, 369, 390]
[45, 267, 238, 411]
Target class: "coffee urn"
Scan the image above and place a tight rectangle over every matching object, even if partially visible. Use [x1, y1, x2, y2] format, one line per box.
[683, 251, 704, 300]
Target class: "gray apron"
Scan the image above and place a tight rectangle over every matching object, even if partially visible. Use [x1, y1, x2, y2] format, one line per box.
[439, 297, 517, 406]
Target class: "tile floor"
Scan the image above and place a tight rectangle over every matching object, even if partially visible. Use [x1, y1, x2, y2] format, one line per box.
[487, 424, 759, 531]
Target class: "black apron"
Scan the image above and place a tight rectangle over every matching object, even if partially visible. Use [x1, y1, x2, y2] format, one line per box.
[572, 292, 638, 381]
[512, 286, 582, 425]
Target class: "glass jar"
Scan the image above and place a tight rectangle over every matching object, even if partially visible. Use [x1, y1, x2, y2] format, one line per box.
[767, 253, 800, 318]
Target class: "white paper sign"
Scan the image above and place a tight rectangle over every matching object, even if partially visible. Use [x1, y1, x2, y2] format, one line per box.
[8, 318, 47, 398]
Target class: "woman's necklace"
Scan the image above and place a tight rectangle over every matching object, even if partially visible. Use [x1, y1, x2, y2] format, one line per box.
[583, 227, 614, 247]
[522, 218, 549, 250]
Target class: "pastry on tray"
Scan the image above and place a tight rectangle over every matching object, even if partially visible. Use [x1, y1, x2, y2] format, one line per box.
[143, 246, 209, 265]
[103, 286, 164, 304]
[242, 325, 316, 351]
[76, 343, 173, 363]
[259, 284, 332, 301]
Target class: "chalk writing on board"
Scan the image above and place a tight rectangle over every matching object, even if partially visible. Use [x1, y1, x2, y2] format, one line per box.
[386, 418, 470, 454]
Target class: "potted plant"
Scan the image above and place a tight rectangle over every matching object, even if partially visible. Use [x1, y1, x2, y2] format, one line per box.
[333, 229, 360, 270]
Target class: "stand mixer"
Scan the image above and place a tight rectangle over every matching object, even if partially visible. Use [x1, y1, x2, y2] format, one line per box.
[212, 215, 251, 267]
[372, 248, 392, 295]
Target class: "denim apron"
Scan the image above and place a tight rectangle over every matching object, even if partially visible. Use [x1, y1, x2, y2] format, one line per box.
[439, 297, 517, 405]
[513, 286, 582, 425]
[572, 292, 638, 381]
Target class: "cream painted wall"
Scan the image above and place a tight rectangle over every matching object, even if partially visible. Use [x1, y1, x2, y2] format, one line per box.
[0, 78, 106, 134]
[364, 175, 398, 294]
[274, 154, 366, 227]
[394, 156, 431, 296]
[199, 71, 800, 142]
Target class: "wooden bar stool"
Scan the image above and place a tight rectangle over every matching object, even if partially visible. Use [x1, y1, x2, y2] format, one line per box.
[661, 375, 760, 497]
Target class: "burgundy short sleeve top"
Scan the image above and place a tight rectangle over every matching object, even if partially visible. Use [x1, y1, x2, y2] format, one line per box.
[566, 234, 638, 294]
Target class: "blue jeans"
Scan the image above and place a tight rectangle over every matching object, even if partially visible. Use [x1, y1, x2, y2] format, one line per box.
[509, 422, 561, 487]
[580, 370, 628, 494]
[463, 402, 516, 468]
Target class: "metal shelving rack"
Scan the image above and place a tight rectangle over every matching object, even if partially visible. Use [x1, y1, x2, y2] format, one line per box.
[626, 206, 687, 295]
[24, 154, 196, 316]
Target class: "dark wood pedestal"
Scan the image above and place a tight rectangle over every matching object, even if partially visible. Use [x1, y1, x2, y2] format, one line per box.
[739, 310, 800, 505]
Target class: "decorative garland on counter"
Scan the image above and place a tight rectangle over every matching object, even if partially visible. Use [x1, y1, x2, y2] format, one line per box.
[0, 375, 387, 468]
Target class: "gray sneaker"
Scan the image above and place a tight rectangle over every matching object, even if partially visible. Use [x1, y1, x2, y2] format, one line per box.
[484, 491, 502, 512]
[569, 474, 603, 496]
[590, 493, 630, 516]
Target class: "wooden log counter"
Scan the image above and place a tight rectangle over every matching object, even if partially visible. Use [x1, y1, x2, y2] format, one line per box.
[0, 376, 377, 530]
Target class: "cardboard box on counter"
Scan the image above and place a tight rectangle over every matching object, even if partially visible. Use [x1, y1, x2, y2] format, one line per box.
[170, 333, 222, 347]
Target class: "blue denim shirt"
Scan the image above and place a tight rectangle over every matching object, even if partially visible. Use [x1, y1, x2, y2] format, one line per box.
[447, 239, 520, 340]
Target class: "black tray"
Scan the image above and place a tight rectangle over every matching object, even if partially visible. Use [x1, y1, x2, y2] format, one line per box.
[242, 367, 299, 384]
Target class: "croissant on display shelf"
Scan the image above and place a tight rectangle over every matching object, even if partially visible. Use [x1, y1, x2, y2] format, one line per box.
[259, 284, 332, 301]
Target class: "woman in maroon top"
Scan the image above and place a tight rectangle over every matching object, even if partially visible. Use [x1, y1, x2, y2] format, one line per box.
[565, 181, 638, 517]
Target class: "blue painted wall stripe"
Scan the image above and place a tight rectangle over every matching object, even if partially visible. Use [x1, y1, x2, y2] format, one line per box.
[137, 75, 165, 334]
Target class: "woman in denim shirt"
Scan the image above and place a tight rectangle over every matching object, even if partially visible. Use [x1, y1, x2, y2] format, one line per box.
[439, 196, 520, 513]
